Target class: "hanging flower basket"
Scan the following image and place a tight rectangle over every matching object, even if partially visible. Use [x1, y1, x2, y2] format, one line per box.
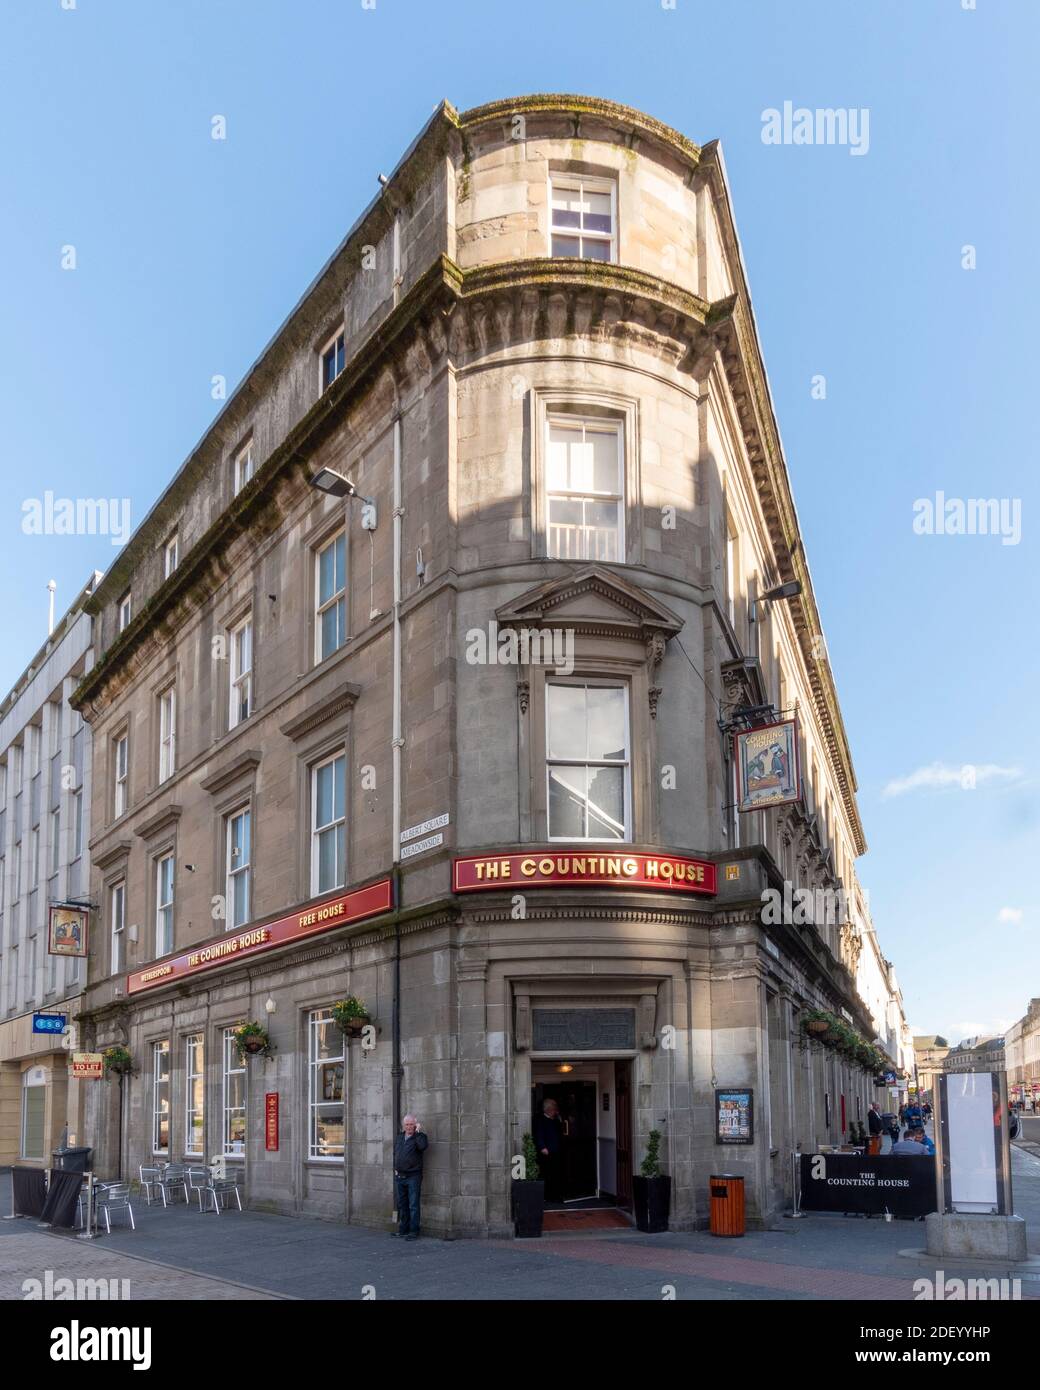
[332, 996, 371, 1037]
[806, 1020, 830, 1035]
[102, 1045, 133, 1077]
[233, 1022, 273, 1060]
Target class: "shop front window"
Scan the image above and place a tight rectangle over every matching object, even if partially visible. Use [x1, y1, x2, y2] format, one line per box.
[185, 1034, 204, 1156]
[152, 1040, 170, 1154]
[308, 1009, 344, 1159]
[223, 1027, 246, 1156]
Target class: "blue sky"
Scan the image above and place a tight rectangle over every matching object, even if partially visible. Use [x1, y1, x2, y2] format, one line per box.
[1, 0, 1035, 1043]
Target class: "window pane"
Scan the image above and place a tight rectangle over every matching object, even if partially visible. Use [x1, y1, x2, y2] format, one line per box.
[584, 190, 612, 232]
[233, 872, 249, 927]
[547, 684, 587, 759]
[586, 686, 626, 761]
[318, 826, 337, 892]
[316, 762, 335, 827]
[334, 755, 345, 818]
[584, 238, 610, 261]
[552, 234, 581, 258]
[583, 498, 620, 560]
[552, 188, 582, 227]
[587, 766, 625, 839]
[319, 542, 337, 605]
[590, 429, 619, 493]
[321, 605, 339, 658]
[549, 766, 587, 838]
[334, 534, 345, 589]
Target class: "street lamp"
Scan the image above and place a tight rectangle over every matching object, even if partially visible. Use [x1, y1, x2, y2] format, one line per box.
[749, 579, 802, 625]
[309, 467, 377, 530]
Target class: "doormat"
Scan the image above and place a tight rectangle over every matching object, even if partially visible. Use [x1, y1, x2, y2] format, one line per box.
[543, 1209, 632, 1232]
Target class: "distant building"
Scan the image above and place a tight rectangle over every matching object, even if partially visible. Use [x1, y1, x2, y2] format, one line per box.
[912, 1034, 949, 1098]
[943, 1035, 1005, 1074]
[0, 574, 99, 1167]
[1005, 1000, 1040, 1105]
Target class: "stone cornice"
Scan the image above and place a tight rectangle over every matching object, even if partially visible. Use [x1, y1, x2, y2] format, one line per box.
[134, 804, 183, 841]
[495, 564, 684, 642]
[456, 94, 703, 171]
[279, 686, 360, 742]
[198, 750, 261, 795]
[93, 838, 133, 872]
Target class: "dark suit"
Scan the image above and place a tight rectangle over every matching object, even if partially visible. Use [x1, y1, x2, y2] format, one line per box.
[868, 1109, 883, 1136]
[534, 1111, 564, 1200]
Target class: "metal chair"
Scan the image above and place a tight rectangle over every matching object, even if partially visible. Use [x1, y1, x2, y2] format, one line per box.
[95, 1181, 135, 1233]
[186, 1166, 212, 1210]
[203, 1174, 242, 1215]
[138, 1165, 162, 1206]
[76, 1179, 111, 1231]
[155, 1163, 190, 1207]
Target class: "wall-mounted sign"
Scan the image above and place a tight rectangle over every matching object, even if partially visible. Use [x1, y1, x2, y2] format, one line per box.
[734, 719, 800, 813]
[716, 1088, 754, 1145]
[265, 1093, 279, 1151]
[400, 833, 443, 861]
[32, 1013, 68, 1035]
[71, 1053, 103, 1080]
[453, 850, 717, 896]
[48, 905, 88, 958]
[126, 877, 394, 996]
[401, 813, 449, 843]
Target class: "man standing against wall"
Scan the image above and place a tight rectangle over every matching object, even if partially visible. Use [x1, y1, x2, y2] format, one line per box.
[392, 1115, 428, 1241]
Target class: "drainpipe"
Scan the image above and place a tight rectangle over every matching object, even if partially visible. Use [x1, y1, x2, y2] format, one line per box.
[391, 405, 404, 1136]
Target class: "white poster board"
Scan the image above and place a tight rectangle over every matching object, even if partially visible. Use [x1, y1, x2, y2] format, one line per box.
[944, 1071, 1000, 1213]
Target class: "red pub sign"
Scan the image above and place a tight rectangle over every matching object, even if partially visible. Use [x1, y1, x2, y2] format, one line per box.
[265, 1093, 279, 1151]
[452, 850, 717, 896]
[126, 877, 394, 996]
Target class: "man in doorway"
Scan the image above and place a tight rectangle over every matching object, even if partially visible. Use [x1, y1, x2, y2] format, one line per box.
[392, 1114, 428, 1240]
[534, 1098, 564, 1202]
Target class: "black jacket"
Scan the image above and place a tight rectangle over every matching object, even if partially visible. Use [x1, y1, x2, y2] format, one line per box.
[393, 1130, 428, 1174]
[868, 1109, 884, 1136]
[533, 1113, 563, 1155]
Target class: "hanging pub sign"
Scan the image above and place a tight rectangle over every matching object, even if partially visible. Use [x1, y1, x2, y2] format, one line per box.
[716, 1087, 754, 1144]
[48, 904, 88, 958]
[734, 718, 800, 813]
[453, 850, 717, 896]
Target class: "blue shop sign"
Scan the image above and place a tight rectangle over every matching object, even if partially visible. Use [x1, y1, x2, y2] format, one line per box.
[32, 1013, 67, 1035]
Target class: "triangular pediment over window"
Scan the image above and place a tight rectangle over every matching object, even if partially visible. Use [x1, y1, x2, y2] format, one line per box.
[495, 566, 684, 643]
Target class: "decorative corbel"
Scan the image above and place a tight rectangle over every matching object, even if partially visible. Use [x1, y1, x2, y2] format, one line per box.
[638, 993, 658, 1049]
[517, 679, 530, 716]
[515, 994, 531, 1052]
[646, 633, 666, 720]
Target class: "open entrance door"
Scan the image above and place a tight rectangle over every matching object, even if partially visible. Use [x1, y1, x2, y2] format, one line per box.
[614, 1059, 633, 1208]
[533, 1079, 598, 1203]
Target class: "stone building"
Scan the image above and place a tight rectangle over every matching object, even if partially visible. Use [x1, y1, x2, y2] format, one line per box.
[944, 1036, 1006, 1075]
[0, 574, 99, 1166]
[71, 96, 894, 1234]
[1005, 1002, 1040, 1107]
[913, 1034, 950, 1101]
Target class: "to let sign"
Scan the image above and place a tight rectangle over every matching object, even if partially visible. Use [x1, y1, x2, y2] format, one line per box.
[265, 1093, 279, 1151]
[453, 849, 717, 896]
[71, 1052, 103, 1080]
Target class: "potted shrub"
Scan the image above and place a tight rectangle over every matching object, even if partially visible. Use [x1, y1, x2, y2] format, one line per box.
[102, 1045, 133, 1078]
[233, 1021, 272, 1060]
[332, 996, 371, 1038]
[511, 1132, 545, 1239]
[633, 1129, 672, 1233]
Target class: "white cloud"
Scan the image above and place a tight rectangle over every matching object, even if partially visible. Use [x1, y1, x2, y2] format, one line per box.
[881, 762, 1022, 799]
[955, 1018, 1015, 1043]
[998, 907, 1024, 925]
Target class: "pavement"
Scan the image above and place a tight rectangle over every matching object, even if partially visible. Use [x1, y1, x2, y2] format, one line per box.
[2, 1147, 1039, 1301]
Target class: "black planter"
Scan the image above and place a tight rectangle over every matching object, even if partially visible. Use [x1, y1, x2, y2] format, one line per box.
[633, 1174, 672, 1233]
[511, 1180, 545, 1238]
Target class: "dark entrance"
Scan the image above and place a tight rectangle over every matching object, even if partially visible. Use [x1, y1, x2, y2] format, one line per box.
[614, 1059, 633, 1207]
[532, 1080, 598, 1204]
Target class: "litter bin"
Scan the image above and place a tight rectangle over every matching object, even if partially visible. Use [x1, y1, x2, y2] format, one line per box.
[51, 1146, 93, 1173]
[709, 1173, 745, 1237]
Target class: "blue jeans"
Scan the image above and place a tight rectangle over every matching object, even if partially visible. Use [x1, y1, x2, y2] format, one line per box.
[394, 1171, 422, 1235]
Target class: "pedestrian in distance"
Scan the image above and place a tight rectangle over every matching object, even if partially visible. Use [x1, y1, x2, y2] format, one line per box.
[392, 1114, 428, 1241]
